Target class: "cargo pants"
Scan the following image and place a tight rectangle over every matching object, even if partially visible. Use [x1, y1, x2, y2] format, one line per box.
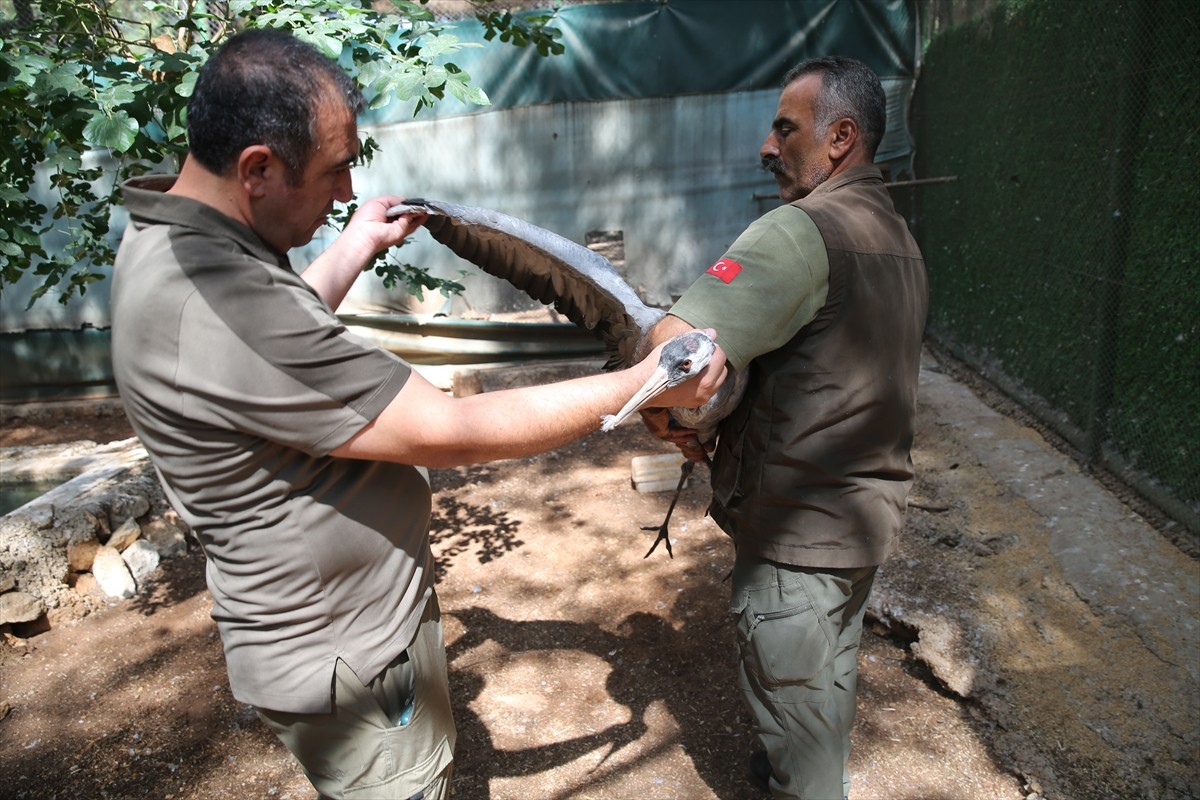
[730, 550, 877, 800]
[256, 594, 456, 799]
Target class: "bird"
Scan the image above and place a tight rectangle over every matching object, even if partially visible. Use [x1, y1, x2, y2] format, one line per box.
[387, 198, 747, 557]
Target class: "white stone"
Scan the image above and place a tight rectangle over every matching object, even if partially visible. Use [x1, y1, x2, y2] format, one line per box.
[92, 545, 136, 599]
[122, 539, 160, 587]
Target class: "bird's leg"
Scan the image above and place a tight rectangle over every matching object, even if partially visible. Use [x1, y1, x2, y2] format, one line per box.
[641, 458, 698, 558]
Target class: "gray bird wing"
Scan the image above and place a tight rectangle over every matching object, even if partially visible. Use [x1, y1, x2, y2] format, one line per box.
[393, 198, 665, 371]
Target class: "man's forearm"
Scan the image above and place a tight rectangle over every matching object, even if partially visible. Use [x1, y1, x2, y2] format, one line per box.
[301, 200, 426, 309]
[301, 239, 373, 309]
[333, 336, 726, 468]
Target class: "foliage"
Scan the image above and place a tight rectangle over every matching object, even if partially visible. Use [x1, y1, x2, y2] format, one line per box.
[478, 6, 564, 57]
[0, 0, 564, 307]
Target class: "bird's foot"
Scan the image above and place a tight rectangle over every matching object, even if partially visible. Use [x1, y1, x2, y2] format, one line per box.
[639, 460, 691, 559]
[641, 523, 673, 558]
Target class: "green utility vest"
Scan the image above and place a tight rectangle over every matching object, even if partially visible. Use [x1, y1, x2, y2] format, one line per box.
[709, 165, 929, 569]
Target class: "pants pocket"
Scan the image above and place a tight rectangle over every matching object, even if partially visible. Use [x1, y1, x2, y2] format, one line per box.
[344, 730, 453, 800]
[737, 584, 832, 688]
[257, 598, 456, 799]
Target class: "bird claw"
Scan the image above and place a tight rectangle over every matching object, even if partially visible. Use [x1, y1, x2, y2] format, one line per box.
[641, 524, 673, 558]
[639, 457, 694, 559]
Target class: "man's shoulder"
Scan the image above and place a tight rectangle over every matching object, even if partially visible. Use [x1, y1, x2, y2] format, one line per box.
[800, 164, 885, 204]
[119, 177, 284, 268]
[740, 204, 824, 254]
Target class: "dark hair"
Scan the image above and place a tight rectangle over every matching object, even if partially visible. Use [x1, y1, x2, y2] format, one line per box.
[783, 56, 887, 159]
[186, 29, 365, 181]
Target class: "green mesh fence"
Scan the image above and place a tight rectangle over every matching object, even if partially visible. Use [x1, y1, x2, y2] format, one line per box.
[903, 0, 1199, 534]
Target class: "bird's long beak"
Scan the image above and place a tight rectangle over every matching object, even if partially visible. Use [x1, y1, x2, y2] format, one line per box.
[601, 365, 672, 432]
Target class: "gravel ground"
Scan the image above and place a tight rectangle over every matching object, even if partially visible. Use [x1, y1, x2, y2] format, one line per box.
[1, 347, 1196, 800]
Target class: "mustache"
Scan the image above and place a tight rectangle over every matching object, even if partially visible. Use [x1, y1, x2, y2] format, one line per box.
[761, 156, 785, 175]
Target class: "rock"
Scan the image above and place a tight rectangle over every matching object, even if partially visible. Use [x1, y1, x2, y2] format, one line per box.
[0, 443, 188, 620]
[0, 445, 188, 622]
[92, 545, 136, 599]
[0, 591, 45, 625]
[122, 539, 160, 587]
[21, 505, 55, 529]
[72, 572, 101, 597]
[67, 538, 100, 572]
[103, 492, 151, 532]
[0, 513, 72, 609]
[56, 508, 104, 548]
[107, 517, 142, 551]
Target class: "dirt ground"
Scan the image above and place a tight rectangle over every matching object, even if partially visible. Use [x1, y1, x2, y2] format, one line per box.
[1, 349, 1196, 800]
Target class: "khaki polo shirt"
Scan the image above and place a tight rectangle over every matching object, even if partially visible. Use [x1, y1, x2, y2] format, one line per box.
[111, 176, 431, 713]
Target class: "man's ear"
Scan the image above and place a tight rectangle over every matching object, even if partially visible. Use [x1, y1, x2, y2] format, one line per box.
[238, 145, 275, 199]
[828, 118, 858, 161]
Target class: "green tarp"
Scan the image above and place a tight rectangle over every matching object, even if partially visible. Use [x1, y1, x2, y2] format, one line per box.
[367, 0, 918, 115]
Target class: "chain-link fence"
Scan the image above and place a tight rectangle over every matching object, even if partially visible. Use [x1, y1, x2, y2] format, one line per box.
[901, 0, 1199, 536]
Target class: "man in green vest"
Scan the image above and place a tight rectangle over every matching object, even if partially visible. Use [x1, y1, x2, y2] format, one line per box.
[640, 56, 929, 799]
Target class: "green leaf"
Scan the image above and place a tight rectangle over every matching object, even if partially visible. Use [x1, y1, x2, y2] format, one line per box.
[417, 32, 463, 60]
[49, 147, 84, 173]
[0, 185, 25, 203]
[83, 111, 140, 152]
[99, 84, 138, 110]
[10, 54, 54, 86]
[176, 71, 199, 98]
[446, 77, 490, 108]
[422, 65, 448, 89]
[307, 32, 344, 60]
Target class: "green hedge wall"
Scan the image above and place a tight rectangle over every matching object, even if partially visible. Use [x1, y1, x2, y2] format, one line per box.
[907, 0, 1199, 527]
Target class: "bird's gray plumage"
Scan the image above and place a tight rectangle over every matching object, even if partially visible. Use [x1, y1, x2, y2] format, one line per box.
[393, 198, 664, 371]
[389, 198, 748, 556]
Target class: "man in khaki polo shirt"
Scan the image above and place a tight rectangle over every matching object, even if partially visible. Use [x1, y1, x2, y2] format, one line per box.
[110, 29, 724, 800]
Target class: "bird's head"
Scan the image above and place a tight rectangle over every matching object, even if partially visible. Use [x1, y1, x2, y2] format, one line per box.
[600, 330, 717, 432]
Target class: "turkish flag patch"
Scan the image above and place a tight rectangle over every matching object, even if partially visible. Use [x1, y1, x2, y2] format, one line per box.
[706, 258, 742, 284]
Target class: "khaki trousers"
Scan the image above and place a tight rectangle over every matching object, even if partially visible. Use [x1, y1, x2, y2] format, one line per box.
[730, 550, 877, 800]
[257, 594, 456, 799]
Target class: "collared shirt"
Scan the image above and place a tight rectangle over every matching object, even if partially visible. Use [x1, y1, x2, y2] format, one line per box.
[111, 176, 432, 713]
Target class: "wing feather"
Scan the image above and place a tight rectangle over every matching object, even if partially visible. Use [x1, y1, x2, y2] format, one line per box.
[396, 199, 664, 369]
[389, 198, 747, 440]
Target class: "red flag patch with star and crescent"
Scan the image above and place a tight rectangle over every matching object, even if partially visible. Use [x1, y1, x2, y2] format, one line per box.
[706, 258, 742, 284]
